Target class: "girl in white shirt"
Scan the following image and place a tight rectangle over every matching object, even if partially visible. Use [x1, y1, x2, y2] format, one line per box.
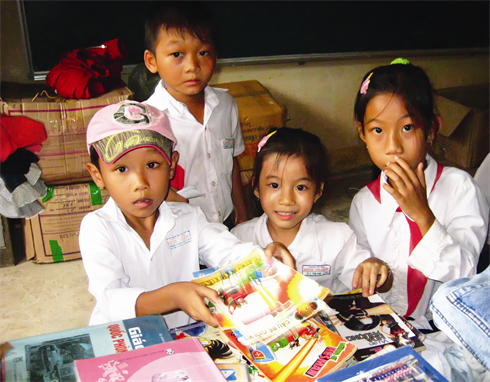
[349, 59, 489, 328]
[232, 127, 392, 296]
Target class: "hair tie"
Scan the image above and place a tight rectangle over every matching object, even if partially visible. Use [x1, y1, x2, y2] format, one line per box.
[257, 130, 277, 152]
[390, 58, 410, 65]
[360, 73, 373, 95]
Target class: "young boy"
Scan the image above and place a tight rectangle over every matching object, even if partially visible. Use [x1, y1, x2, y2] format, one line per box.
[143, 2, 248, 227]
[80, 100, 294, 329]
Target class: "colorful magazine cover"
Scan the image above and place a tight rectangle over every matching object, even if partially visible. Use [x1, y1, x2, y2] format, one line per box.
[317, 346, 448, 382]
[222, 311, 357, 382]
[325, 293, 425, 362]
[170, 321, 240, 363]
[192, 248, 332, 347]
[2, 315, 172, 382]
[74, 338, 226, 382]
[217, 363, 251, 382]
[169, 321, 268, 381]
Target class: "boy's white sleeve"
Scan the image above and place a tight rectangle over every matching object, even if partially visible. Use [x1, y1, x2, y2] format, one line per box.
[231, 99, 245, 157]
[79, 214, 145, 324]
[195, 207, 257, 267]
[408, 176, 489, 281]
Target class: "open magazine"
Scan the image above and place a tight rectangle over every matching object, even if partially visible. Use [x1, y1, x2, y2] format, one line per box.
[222, 310, 357, 381]
[324, 292, 425, 362]
[193, 248, 357, 381]
[193, 248, 332, 347]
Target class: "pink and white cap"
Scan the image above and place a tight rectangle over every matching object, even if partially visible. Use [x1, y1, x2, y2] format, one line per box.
[86, 100, 176, 164]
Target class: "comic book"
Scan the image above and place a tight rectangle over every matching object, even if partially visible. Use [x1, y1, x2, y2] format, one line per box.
[1, 315, 172, 382]
[324, 292, 426, 362]
[169, 321, 267, 381]
[192, 248, 332, 347]
[217, 363, 251, 382]
[222, 311, 357, 381]
[74, 338, 225, 382]
[317, 346, 448, 382]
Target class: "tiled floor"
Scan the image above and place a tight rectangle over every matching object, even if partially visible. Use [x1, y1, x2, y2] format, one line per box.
[0, 168, 375, 343]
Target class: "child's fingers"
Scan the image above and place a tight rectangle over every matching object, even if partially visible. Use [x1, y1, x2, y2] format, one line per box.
[415, 162, 427, 189]
[385, 162, 411, 192]
[196, 284, 220, 304]
[351, 266, 363, 290]
[393, 156, 420, 187]
[376, 268, 387, 288]
[187, 286, 219, 327]
[264, 242, 296, 269]
[187, 301, 219, 327]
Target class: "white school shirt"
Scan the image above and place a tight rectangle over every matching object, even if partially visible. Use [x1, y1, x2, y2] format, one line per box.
[146, 82, 245, 223]
[79, 198, 257, 329]
[231, 213, 371, 293]
[349, 155, 489, 329]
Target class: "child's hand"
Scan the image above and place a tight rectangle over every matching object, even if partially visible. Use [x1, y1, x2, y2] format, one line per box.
[168, 283, 220, 327]
[352, 258, 392, 297]
[136, 282, 219, 327]
[383, 156, 435, 236]
[264, 242, 296, 270]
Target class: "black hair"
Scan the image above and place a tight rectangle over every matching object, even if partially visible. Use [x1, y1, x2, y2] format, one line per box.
[145, 2, 216, 53]
[250, 127, 328, 216]
[354, 62, 440, 139]
[90, 145, 101, 172]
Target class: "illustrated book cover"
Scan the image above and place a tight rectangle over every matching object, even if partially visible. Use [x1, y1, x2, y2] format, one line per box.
[222, 310, 357, 381]
[169, 321, 267, 381]
[317, 345, 448, 382]
[192, 248, 332, 347]
[2, 314, 172, 382]
[74, 337, 226, 382]
[324, 292, 426, 362]
[217, 363, 251, 382]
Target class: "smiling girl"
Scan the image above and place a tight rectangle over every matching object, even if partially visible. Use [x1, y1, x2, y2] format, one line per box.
[232, 127, 392, 296]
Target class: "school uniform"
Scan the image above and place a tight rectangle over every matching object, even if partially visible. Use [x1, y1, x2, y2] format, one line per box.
[349, 154, 489, 329]
[80, 198, 257, 329]
[146, 82, 245, 223]
[231, 213, 371, 293]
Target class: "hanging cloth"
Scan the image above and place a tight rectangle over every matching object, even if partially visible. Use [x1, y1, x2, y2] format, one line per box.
[46, 39, 128, 99]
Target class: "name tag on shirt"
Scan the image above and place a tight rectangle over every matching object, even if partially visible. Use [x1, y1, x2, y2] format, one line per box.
[223, 138, 234, 150]
[166, 231, 192, 250]
[303, 265, 331, 276]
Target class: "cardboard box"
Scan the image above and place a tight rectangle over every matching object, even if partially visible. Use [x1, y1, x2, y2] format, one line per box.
[213, 80, 287, 183]
[24, 182, 110, 263]
[1, 86, 133, 184]
[434, 84, 489, 170]
[1, 217, 25, 267]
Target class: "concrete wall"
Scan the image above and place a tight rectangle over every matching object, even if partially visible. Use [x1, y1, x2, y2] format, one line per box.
[2, 0, 488, 173]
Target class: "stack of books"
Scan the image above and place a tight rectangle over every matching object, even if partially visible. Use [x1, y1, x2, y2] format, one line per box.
[2, 248, 438, 382]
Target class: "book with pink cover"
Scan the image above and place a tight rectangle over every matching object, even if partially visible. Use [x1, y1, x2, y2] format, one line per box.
[74, 338, 226, 382]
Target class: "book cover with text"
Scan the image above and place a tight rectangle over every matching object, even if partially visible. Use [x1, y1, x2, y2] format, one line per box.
[75, 338, 225, 382]
[222, 311, 357, 382]
[193, 248, 332, 347]
[2, 315, 171, 382]
[325, 292, 425, 362]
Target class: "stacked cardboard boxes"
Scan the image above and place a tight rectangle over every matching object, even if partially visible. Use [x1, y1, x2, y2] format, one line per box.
[433, 83, 489, 171]
[1, 86, 133, 263]
[213, 80, 287, 184]
[1, 81, 285, 263]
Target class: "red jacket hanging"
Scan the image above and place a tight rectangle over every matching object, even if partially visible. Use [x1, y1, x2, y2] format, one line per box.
[46, 39, 128, 99]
